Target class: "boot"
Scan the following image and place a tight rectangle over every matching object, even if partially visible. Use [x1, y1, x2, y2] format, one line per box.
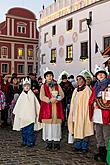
[94, 146, 107, 162]
[81, 140, 89, 153]
[46, 141, 52, 151]
[73, 140, 82, 151]
[99, 146, 107, 162]
[53, 141, 60, 150]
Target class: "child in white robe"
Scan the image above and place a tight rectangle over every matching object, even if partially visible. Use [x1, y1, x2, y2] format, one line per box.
[13, 77, 42, 147]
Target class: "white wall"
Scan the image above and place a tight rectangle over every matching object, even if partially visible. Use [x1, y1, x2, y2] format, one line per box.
[39, 0, 110, 79]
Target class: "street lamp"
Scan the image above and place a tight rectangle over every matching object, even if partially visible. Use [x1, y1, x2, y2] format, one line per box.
[86, 11, 92, 73]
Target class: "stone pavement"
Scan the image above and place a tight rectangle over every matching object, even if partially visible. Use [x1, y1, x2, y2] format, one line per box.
[0, 127, 106, 165]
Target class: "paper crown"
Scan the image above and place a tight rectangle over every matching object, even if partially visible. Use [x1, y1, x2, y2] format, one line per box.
[43, 67, 51, 74]
[78, 70, 93, 80]
[94, 65, 107, 75]
[57, 70, 69, 83]
[23, 77, 31, 85]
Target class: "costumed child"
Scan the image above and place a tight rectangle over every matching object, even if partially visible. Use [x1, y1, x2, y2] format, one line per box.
[68, 70, 93, 152]
[89, 65, 110, 162]
[0, 82, 6, 122]
[39, 70, 64, 150]
[9, 93, 19, 127]
[13, 77, 42, 147]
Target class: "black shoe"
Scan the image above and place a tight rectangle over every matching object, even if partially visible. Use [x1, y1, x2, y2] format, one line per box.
[99, 146, 107, 162]
[82, 149, 88, 153]
[46, 142, 52, 151]
[94, 153, 101, 161]
[53, 143, 60, 150]
[94, 146, 107, 162]
[21, 143, 26, 147]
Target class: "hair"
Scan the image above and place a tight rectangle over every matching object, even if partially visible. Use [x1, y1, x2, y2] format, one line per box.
[12, 73, 17, 78]
[62, 74, 67, 80]
[44, 71, 54, 79]
[76, 75, 86, 83]
[95, 71, 107, 78]
[10, 76, 18, 84]
[69, 75, 74, 79]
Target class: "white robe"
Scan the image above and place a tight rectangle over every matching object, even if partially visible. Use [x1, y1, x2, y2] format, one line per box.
[13, 90, 42, 131]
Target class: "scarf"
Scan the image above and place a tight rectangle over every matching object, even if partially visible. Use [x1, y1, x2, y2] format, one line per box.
[94, 78, 109, 97]
[77, 83, 86, 92]
[46, 80, 57, 88]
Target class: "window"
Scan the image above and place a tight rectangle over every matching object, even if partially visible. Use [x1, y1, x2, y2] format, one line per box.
[17, 26, 26, 33]
[2, 64, 8, 73]
[17, 64, 24, 74]
[18, 48, 24, 57]
[28, 49, 33, 57]
[44, 32, 48, 43]
[104, 36, 110, 49]
[52, 25, 56, 36]
[28, 65, 33, 73]
[67, 19, 72, 31]
[79, 19, 87, 32]
[1, 46, 8, 56]
[42, 54, 46, 64]
[80, 42, 88, 60]
[50, 49, 56, 64]
[66, 45, 73, 62]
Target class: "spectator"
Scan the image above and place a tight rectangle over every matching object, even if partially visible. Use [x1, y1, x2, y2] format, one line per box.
[60, 74, 74, 125]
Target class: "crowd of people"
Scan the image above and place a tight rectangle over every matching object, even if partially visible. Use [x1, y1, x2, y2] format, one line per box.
[0, 65, 110, 164]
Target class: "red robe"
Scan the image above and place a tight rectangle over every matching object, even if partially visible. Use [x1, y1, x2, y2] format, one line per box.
[89, 87, 110, 125]
[39, 83, 64, 122]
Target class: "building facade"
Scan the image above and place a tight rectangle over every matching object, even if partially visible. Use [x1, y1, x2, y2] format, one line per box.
[0, 7, 38, 76]
[39, 0, 110, 79]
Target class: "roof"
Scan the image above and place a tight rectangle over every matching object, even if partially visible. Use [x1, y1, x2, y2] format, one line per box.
[0, 21, 6, 30]
[7, 7, 36, 20]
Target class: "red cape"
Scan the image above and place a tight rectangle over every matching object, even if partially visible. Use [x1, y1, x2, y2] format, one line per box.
[39, 83, 64, 122]
[89, 87, 110, 124]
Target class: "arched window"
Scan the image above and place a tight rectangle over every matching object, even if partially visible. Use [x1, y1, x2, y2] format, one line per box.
[17, 22, 27, 34]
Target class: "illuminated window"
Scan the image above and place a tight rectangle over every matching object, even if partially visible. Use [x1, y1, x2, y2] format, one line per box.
[28, 49, 33, 56]
[80, 42, 88, 60]
[18, 48, 23, 57]
[50, 49, 56, 64]
[1, 46, 8, 56]
[2, 63, 8, 73]
[67, 19, 72, 31]
[66, 45, 73, 62]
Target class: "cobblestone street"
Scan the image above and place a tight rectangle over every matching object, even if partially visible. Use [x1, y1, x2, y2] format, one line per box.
[0, 127, 107, 165]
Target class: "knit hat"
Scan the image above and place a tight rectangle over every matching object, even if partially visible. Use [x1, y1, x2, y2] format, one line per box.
[94, 65, 107, 77]
[77, 70, 93, 80]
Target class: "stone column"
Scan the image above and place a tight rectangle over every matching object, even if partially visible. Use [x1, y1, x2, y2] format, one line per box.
[12, 19, 14, 36]
[24, 44, 27, 76]
[34, 21, 36, 39]
[30, 21, 32, 38]
[11, 43, 15, 74]
[33, 45, 37, 73]
[7, 17, 10, 36]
